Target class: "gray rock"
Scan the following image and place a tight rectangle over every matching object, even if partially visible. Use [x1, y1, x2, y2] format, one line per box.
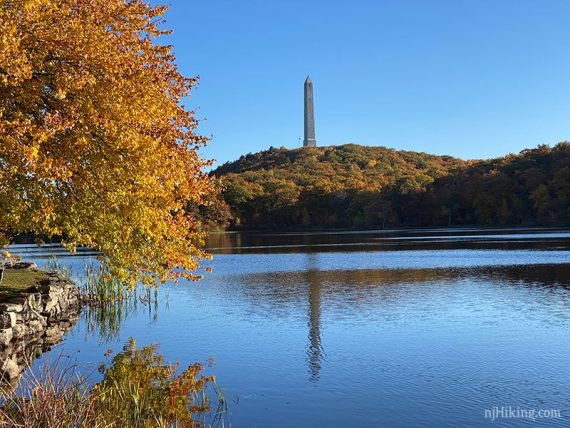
[0, 328, 13, 346]
[28, 320, 44, 334]
[27, 293, 42, 311]
[12, 324, 27, 340]
[42, 297, 58, 314]
[0, 312, 16, 329]
[1, 357, 20, 380]
[0, 269, 81, 382]
[6, 262, 37, 270]
[0, 302, 24, 313]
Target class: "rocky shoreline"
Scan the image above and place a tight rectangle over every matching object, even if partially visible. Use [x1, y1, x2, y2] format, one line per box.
[0, 264, 82, 385]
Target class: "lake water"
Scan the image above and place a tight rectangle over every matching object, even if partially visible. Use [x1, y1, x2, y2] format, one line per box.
[9, 228, 570, 427]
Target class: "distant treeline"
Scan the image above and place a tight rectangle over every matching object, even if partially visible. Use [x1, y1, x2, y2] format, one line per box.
[198, 143, 570, 230]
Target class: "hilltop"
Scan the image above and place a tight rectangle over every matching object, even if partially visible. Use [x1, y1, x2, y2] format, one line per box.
[205, 143, 570, 230]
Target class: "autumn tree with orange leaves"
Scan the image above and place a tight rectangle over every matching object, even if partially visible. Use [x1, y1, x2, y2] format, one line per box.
[0, 0, 214, 284]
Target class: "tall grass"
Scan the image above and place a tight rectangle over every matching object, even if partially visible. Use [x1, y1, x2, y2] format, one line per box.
[81, 260, 159, 306]
[82, 260, 129, 303]
[44, 256, 72, 280]
[81, 260, 159, 341]
[0, 353, 96, 427]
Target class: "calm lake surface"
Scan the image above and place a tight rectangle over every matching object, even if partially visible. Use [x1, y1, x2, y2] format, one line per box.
[10, 228, 570, 427]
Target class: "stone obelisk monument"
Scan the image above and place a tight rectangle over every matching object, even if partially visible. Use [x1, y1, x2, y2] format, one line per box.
[303, 76, 317, 147]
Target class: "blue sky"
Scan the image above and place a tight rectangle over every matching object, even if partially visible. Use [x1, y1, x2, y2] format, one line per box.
[159, 0, 570, 166]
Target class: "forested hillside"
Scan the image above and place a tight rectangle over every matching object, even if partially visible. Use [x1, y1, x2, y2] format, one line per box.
[207, 143, 570, 230]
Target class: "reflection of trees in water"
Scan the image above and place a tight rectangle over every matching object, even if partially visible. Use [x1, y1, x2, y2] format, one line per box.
[474, 264, 570, 289]
[238, 264, 570, 297]
[2, 338, 221, 427]
[205, 230, 570, 255]
[232, 263, 570, 383]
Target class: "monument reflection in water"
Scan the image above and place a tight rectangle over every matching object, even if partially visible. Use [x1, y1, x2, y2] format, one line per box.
[306, 253, 324, 382]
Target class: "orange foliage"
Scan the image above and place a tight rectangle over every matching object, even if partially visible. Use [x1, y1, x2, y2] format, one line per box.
[0, 0, 214, 284]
